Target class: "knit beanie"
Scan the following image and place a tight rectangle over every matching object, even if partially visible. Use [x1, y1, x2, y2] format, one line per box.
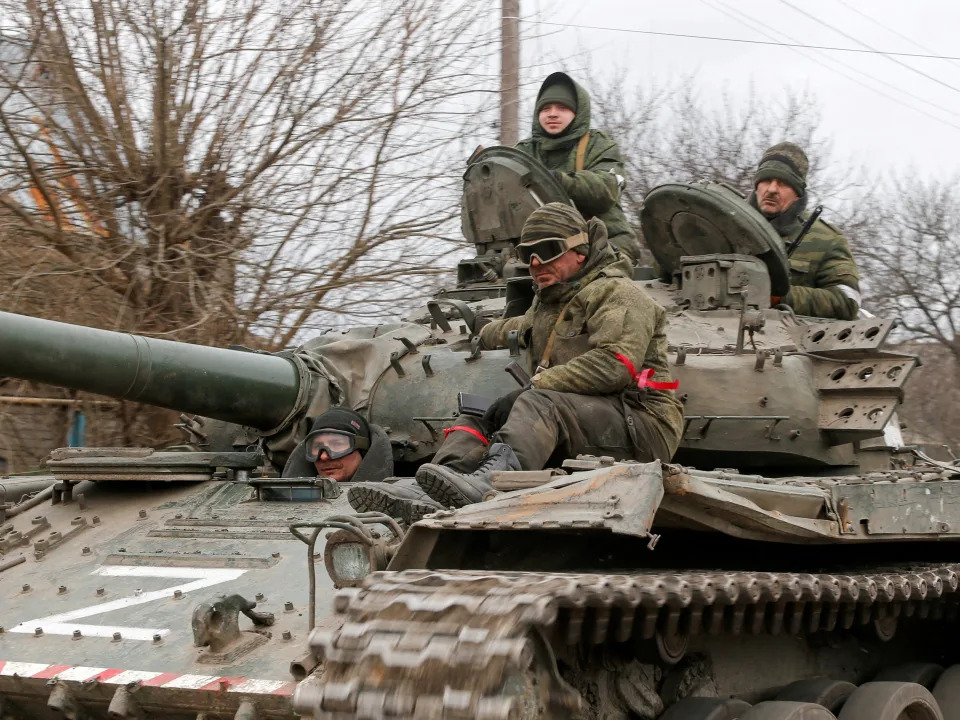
[535, 75, 578, 115]
[520, 202, 590, 255]
[754, 142, 809, 195]
[310, 408, 370, 446]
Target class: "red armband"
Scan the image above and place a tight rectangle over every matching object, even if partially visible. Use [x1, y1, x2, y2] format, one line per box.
[442, 425, 489, 445]
[615, 353, 680, 391]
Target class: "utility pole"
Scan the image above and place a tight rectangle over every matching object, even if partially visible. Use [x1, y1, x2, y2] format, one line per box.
[500, 0, 520, 146]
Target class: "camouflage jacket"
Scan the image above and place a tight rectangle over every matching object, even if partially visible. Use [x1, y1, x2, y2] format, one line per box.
[515, 73, 643, 263]
[479, 242, 684, 456]
[783, 217, 861, 320]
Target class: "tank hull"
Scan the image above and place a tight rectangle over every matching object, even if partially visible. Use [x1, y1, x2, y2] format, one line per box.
[0, 470, 348, 718]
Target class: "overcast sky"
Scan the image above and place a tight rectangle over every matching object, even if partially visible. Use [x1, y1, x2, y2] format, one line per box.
[519, 0, 960, 176]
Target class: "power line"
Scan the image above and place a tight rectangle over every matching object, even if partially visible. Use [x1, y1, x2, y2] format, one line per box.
[700, 0, 960, 130]
[777, 0, 960, 96]
[835, 0, 955, 63]
[705, 0, 960, 132]
[509, 17, 960, 61]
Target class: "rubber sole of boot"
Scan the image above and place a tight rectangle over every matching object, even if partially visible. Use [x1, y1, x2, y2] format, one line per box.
[348, 485, 441, 525]
[415, 465, 478, 508]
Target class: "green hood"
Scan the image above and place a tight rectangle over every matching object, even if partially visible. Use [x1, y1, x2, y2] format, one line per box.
[530, 72, 592, 153]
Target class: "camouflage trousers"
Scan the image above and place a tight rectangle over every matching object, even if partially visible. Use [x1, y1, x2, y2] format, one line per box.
[432, 388, 670, 472]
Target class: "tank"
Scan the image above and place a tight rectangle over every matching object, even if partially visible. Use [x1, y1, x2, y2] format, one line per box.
[0, 150, 955, 720]
[294, 181, 960, 720]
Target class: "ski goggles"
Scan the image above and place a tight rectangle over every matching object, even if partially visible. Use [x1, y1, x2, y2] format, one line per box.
[304, 430, 369, 461]
[516, 231, 588, 265]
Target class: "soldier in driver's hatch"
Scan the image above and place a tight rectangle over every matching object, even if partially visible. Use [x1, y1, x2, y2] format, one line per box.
[515, 72, 644, 264]
[402, 202, 684, 510]
[749, 142, 861, 320]
[302, 408, 372, 482]
[301, 408, 444, 525]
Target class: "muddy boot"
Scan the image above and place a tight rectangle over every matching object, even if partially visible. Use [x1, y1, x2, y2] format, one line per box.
[347, 478, 443, 525]
[415, 443, 521, 508]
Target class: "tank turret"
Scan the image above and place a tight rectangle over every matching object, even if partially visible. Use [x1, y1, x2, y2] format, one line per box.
[0, 167, 919, 474]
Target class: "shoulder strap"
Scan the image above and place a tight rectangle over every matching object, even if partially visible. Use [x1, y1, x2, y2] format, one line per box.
[575, 132, 591, 171]
[537, 298, 576, 371]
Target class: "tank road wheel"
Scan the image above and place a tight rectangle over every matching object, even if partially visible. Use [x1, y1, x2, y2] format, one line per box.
[874, 664, 945, 689]
[837, 682, 944, 720]
[740, 702, 838, 719]
[931, 666, 960, 720]
[656, 626, 691, 665]
[660, 698, 752, 719]
[506, 629, 585, 719]
[873, 616, 899, 642]
[776, 679, 856, 715]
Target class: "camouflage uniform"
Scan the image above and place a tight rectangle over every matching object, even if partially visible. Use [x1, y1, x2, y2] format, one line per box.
[515, 72, 644, 263]
[751, 142, 861, 320]
[782, 218, 860, 320]
[425, 204, 683, 480]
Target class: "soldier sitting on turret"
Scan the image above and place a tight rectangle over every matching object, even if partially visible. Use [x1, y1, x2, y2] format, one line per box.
[749, 142, 861, 320]
[356, 203, 683, 520]
[515, 72, 643, 264]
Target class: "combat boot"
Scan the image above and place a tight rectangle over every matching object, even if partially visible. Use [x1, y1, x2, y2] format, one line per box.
[347, 478, 443, 525]
[416, 442, 521, 508]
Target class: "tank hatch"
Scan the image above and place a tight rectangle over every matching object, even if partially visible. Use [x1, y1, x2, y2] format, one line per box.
[640, 181, 790, 297]
[460, 146, 569, 250]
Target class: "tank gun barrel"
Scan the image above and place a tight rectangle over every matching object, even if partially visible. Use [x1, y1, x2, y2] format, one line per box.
[0, 311, 300, 431]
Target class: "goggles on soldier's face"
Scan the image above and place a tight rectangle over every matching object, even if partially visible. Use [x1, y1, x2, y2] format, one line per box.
[516, 231, 587, 265]
[304, 430, 369, 462]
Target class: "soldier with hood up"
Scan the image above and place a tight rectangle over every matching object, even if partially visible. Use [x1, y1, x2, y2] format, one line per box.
[750, 142, 861, 320]
[385, 202, 683, 511]
[515, 72, 644, 264]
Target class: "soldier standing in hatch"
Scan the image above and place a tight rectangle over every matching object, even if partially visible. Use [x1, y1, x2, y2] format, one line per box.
[749, 142, 861, 320]
[515, 72, 644, 265]
[403, 203, 683, 509]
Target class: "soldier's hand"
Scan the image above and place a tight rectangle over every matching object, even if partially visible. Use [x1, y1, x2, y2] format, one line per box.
[473, 316, 493, 335]
[481, 388, 527, 434]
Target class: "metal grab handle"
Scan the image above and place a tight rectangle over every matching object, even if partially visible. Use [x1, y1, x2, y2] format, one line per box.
[289, 513, 404, 629]
[426, 299, 478, 335]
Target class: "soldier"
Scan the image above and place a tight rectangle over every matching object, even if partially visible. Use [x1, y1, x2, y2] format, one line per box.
[301, 408, 372, 482]
[405, 202, 684, 509]
[515, 72, 644, 264]
[750, 142, 861, 320]
[281, 408, 440, 523]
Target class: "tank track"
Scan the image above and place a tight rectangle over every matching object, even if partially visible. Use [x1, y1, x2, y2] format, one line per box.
[293, 566, 960, 719]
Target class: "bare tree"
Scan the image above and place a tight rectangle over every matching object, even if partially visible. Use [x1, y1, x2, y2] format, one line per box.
[0, 0, 497, 456]
[848, 176, 960, 444]
[585, 74, 859, 222]
[0, 0, 497, 348]
[857, 176, 960, 357]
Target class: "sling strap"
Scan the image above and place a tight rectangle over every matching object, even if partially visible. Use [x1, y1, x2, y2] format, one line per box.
[575, 132, 591, 171]
[537, 298, 577, 371]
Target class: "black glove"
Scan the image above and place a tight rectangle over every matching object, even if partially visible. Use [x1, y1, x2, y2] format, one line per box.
[481, 388, 527, 434]
[473, 316, 493, 335]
